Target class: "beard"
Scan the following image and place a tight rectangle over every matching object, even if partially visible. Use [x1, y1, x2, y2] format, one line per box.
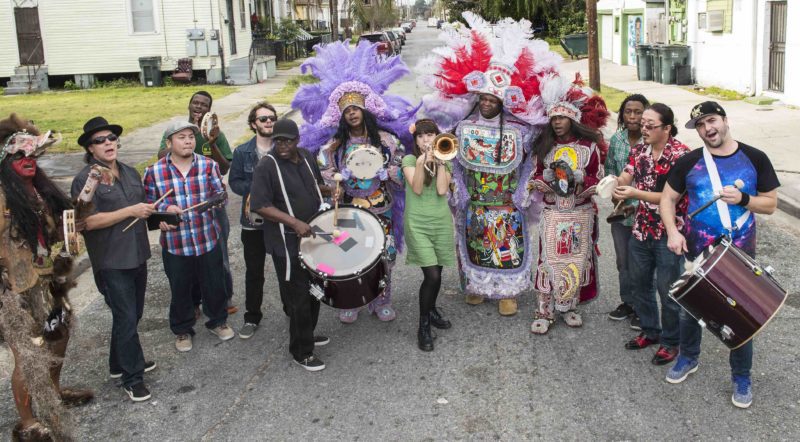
[257, 127, 272, 138]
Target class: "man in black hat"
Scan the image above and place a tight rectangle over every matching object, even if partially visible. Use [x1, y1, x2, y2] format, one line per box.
[660, 101, 780, 408]
[249, 119, 332, 371]
[72, 116, 157, 402]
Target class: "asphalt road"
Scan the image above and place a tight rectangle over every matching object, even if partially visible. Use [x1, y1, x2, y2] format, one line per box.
[1, 26, 799, 440]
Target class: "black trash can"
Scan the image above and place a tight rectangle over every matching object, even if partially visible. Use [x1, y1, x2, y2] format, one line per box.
[650, 45, 663, 83]
[636, 44, 653, 81]
[138, 56, 162, 87]
[659, 45, 691, 85]
[676, 65, 693, 85]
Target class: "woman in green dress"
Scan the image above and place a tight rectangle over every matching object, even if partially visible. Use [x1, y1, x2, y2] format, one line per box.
[402, 119, 455, 352]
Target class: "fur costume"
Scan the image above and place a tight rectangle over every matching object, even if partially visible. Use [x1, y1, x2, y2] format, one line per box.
[418, 12, 561, 298]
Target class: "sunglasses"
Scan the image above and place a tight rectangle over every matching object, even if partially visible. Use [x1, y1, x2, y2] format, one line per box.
[642, 124, 665, 131]
[91, 133, 119, 145]
[256, 116, 278, 123]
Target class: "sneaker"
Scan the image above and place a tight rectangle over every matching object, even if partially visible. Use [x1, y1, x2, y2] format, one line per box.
[666, 355, 699, 384]
[314, 336, 330, 347]
[110, 361, 157, 379]
[731, 375, 753, 408]
[175, 334, 193, 352]
[209, 324, 235, 341]
[629, 315, 642, 331]
[608, 303, 635, 321]
[651, 345, 679, 365]
[239, 322, 258, 339]
[625, 333, 659, 350]
[294, 355, 326, 372]
[124, 383, 152, 402]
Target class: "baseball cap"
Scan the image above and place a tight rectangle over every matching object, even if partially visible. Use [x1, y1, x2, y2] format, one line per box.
[272, 118, 299, 140]
[685, 101, 727, 129]
[164, 120, 198, 139]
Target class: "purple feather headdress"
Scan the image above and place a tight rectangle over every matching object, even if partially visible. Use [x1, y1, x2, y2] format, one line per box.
[292, 41, 419, 154]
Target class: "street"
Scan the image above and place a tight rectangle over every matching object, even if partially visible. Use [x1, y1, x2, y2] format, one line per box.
[2, 26, 799, 440]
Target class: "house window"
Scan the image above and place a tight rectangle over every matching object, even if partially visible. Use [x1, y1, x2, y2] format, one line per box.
[130, 0, 155, 33]
[239, 0, 246, 29]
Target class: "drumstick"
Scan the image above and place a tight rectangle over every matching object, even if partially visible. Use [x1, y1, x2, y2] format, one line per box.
[122, 189, 174, 232]
[612, 200, 624, 213]
[332, 173, 343, 238]
[687, 179, 744, 219]
[183, 200, 210, 212]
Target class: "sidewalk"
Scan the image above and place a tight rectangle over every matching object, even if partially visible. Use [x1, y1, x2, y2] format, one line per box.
[565, 58, 800, 217]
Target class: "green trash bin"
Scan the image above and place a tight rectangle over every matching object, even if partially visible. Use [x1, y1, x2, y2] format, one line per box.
[138, 56, 162, 87]
[650, 45, 663, 83]
[658, 45, 690, 85]
[560, 33, 588, 59]
[636, 44, 653, 81]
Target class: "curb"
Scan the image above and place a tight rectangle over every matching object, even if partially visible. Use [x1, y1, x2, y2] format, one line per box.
[777, 193, 800, 219]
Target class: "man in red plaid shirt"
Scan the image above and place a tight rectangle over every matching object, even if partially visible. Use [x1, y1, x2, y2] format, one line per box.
[143, 121, 234, 352]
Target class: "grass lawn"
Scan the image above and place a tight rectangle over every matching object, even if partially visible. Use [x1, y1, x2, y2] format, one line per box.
[683, 85, 746, 101]
[598, 84, 628, 114]
[265, 74, 318, 106]
[547, 38, 571, 60]
[0, 85, 237, 153]
[277, 59, 305, 70]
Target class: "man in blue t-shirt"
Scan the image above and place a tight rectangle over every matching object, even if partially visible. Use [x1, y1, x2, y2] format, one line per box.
[660, 101, 780, 409]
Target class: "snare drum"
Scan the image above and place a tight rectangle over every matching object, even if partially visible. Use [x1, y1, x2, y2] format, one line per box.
[299, 206, 388, 309]
[668, 237, 788, 349]
[345, 144, 385, 179]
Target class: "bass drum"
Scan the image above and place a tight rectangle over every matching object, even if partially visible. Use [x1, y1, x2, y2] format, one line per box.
[668, 237, 788, 349]
[299, 205, 388, 309]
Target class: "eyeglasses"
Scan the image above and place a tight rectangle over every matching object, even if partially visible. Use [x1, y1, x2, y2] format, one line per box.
[90, 133, 119, 145]
[256, 116, 278, 123]
[642, 124, 665, 131]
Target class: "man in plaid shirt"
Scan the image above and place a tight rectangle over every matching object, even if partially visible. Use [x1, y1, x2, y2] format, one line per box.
[143, 121, 234, 352]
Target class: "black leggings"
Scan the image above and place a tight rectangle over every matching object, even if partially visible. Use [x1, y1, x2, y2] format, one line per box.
[419, 265, 443, 317]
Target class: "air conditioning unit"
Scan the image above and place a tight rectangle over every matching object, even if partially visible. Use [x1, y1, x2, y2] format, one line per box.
[707, 10, 724, 32]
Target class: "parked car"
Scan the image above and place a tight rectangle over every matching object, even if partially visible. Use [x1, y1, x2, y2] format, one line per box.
[392, 27, 406, 45]
[410, 19, 416, 28]
[401, 22, 412, 33]
[385, 30, 402, 54]
[359, 32, 395, 57]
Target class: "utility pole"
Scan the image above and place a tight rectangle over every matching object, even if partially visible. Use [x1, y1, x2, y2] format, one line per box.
[586, 0, 601, 91]
[331, 0, 339, 41]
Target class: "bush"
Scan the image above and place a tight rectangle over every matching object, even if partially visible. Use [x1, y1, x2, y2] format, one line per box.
[95, 77, 141, 89]
[276, 18, 302, 41]
[63, 80, 81, 91]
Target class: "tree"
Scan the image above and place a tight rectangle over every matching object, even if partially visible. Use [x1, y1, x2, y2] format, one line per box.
[441, 0, 586, 37]
[351, 0, 398, 31]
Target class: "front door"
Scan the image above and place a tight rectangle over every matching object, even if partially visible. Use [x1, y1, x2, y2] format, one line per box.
[768, 1, 787, 92]
[14, 7, 44, 65]
[226, 0, 237, 55]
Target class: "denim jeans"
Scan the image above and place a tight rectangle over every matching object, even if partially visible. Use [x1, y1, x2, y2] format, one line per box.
[628, 235, 682, 347]
[679, 309, 754, 377]
[610, 222, 635, 306]
[163, 245, 228, 335]
[191, 208, 233, 306]
[242, 229, 267, 324]
[93, 264, 147, 388]
[272, 255, 320, 361]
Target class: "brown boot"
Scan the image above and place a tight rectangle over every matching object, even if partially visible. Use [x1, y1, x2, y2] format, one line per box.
[498, 298, 518, 316]
[12, 421, 53, 442]
[465, 294, 484, 305]
[60, 387, 94, 407]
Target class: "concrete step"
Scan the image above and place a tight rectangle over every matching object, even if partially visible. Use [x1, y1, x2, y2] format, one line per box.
[13, 65, 47, 75]
[3, 86, 37, 95]
[6, 79, 44, 88]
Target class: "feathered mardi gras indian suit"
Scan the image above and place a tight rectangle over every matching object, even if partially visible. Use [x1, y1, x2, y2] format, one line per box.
[417, 12, 561, 299]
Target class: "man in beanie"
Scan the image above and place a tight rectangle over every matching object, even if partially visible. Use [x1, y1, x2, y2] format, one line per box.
[661, 101, 780, 408]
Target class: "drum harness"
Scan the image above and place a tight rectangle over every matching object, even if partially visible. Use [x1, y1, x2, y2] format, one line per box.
[702, 147, 751, 234]
[267, 153, 324, 281]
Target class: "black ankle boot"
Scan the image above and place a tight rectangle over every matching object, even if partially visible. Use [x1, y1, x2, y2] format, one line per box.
[418, 315, 434, 352]
[429, 307, 452, 329]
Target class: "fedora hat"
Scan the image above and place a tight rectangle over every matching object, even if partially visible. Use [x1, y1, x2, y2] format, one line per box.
[78, 116, 123, 147]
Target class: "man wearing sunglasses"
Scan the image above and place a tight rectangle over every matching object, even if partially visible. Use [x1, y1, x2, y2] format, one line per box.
[71, 116, 157, 402]
[611, 103, 690, 366]
[228, 102, 278, 339]
[158, 91, 237, 316]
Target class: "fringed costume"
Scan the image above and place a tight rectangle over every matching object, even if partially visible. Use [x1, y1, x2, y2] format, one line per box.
[291, 41, 418, 322]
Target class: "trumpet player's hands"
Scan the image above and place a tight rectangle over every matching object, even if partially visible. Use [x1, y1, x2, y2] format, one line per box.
[376, 168, 389, 181]
[613, 185, 638, 201]
[339, 168, 352, 180]
[127, 203, 156, 219]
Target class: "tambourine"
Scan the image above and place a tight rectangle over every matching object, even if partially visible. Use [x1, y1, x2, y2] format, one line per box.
[550, 160, 575, 197]
[200, 112, 218, 140]
[597, 175, 618, 200]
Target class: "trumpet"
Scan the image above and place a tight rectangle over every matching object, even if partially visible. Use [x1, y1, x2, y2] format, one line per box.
[432, 133, 458, 161]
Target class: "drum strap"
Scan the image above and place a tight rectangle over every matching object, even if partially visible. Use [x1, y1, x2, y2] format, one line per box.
[702, 148, 751, 231]
[267, 154, 323, 281]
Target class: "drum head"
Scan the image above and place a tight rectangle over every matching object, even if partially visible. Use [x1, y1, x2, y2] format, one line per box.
[299, 206, 386, 278]
[597, 175, 617, 199]
[550, 160, 575, 197]
[345, 145, 384, 179]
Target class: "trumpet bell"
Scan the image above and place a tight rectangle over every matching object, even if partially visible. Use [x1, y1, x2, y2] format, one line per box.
[432, 133, 458, 161]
